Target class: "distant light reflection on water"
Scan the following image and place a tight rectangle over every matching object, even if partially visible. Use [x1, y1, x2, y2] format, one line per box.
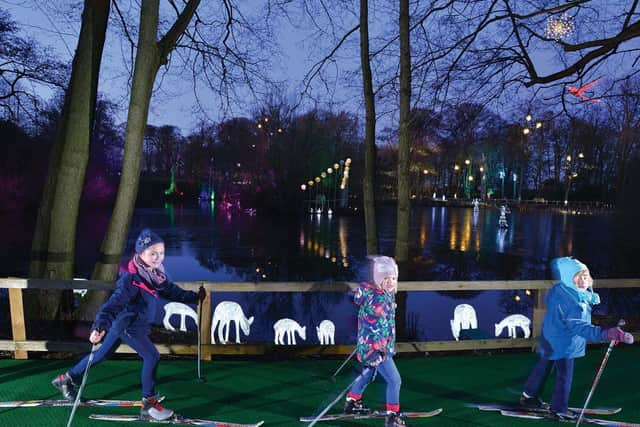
[1, 204, 638, 341]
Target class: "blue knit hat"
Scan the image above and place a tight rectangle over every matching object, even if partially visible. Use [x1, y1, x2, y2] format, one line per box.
[550, 257, 588, 286]
[135, 228, 164, 254]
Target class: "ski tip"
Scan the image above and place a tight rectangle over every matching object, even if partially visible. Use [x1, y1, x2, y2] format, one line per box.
[255, 421, 265, 427]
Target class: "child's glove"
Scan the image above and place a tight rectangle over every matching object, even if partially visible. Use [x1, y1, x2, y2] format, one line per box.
[367, 352, 385, 367]
[602, 327, 634, 344]
[89, 328, 106, 344]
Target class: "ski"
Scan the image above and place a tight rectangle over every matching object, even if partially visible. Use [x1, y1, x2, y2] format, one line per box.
[0, 399, 142, 408]
[299, 408, 443, 422]
[89, 413, 264, 427]
[469, 402, 621, 415]
[500, 410, 640, 427]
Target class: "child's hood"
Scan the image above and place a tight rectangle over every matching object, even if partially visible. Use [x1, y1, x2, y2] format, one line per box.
[549, 256, 600, 305]
[551, 257, 588, 288]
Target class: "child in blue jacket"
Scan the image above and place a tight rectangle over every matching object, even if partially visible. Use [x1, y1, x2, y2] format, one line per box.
[52, 229, 205, 421]
[519, 257, 633, 420]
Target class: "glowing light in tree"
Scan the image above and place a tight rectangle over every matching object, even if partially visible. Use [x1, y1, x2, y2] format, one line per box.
[545, 13, 575, 41]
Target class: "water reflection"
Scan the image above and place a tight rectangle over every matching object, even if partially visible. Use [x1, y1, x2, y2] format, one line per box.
[1, 204, 639, 282]
[1, 204, 640, 341]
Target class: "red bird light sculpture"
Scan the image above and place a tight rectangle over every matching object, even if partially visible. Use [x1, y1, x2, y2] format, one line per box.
[567, 79, 601, 103]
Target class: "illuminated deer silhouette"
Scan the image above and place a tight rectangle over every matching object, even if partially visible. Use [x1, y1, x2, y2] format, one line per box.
[210, 301, 254, 344]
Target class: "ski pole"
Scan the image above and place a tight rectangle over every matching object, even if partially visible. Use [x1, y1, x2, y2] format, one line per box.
[330, 347, 357, 381]
[197, 296, 206, 382]
[66, 343, 98, 427]
[575, 319, 625, 427]
[308, 367, 371, 427]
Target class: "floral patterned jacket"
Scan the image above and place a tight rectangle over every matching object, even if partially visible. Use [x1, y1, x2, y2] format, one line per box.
[353, 282, 396, 366]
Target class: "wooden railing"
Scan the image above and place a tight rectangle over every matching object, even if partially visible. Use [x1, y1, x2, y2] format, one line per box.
[1, 278, 638, 359]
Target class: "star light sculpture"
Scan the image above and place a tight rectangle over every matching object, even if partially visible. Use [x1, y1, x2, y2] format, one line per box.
[545, 13, 575, 41]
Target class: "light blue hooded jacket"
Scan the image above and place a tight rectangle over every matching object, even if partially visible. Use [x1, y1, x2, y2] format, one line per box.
[539, 257, 605, 360]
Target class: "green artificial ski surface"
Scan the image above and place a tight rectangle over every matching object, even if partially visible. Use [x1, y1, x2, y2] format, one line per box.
[0, 346, 638, 426]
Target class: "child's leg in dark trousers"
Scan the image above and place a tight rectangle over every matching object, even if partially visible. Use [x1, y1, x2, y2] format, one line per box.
[523, 356, 553, 398]
[121, 331, 160, 398]
[67, 329, 122, 383]
[376, 358, 402, 412]
[550, 358, 574, 414]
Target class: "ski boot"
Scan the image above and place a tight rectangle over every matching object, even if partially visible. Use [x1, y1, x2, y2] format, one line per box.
[519, 392, 550, 410]
[51, 373, 77, 401]
[344, 398, 371, 414]
[550, 410, 577, 421]
[385, 412, 407, 427]
[141, 395, 174, 421]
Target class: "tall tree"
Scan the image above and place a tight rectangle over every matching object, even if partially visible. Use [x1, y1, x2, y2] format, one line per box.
[395, 0, 411, 262]
[360, 0, 378, 254]
[28, 0, 110, 319]
[90, 0, 201, 296]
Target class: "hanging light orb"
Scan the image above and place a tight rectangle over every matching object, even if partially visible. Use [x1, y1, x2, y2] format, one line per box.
[545, 13, 575, 41]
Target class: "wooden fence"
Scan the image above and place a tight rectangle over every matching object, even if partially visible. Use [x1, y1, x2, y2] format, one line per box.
[1, 278, 638, 360]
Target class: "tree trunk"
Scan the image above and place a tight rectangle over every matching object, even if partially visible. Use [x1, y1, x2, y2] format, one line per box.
[28, 0, 110, 320]
[395, 0, 411, 262]
[85, 0, 201, 318]
[360, 0, 378, 255]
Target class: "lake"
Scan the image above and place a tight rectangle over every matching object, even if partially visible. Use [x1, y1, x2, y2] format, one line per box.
[1, 204, 638, 342]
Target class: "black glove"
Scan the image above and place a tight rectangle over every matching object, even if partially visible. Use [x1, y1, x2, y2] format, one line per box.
[197, 285, 207, 303]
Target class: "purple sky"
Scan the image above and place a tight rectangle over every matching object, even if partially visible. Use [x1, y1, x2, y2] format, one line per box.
[3, 1, 636, 134]
[2, 1, 334, 132]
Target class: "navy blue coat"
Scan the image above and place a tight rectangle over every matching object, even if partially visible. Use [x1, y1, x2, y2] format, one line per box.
[92, 259, 198, 334]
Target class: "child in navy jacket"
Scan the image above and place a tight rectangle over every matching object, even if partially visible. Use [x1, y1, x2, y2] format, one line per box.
[52, 229, 205, 421]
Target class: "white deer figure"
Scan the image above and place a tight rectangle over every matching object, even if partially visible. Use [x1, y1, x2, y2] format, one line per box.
[495, 314, 531, 339]
[316, 320, 335, 345]
[450, 304, 478, 341]
[210, 301, 254, 344]
[274, 318, 307, 345]
[162, 302, 197, 332]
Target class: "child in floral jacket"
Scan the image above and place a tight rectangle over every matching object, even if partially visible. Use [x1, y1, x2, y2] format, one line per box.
[344, 256, 406, 427]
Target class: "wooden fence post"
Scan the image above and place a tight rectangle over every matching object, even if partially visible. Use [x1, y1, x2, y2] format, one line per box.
[532, 288, 546, 351]
[9, 288, 27, 359]
[199, 287, 212, 361]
